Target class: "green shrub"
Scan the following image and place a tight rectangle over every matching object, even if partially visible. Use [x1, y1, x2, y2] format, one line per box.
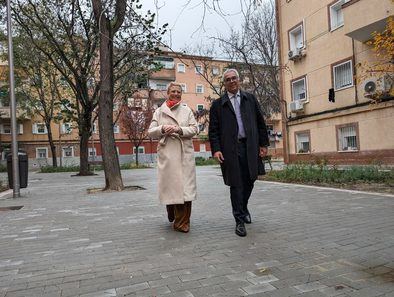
[195, 156, 218, 166]
[0, 164, 7, 172]
[39, 165, 81, 173]
[266, 164, 394, 185]
[120, 163, 150, 170]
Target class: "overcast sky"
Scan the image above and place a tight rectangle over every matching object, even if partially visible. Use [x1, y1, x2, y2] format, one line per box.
[142, 0, 247, 57]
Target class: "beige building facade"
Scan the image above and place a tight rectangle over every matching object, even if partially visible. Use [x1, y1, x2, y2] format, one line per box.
[276, 0, 394, 164]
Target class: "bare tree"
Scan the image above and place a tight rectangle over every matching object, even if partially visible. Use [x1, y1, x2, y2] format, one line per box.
[9, 0, 100, 175]
[215, 0, 280, 116]
[92, 0, 166, 190]
[118, 92, 153, 167]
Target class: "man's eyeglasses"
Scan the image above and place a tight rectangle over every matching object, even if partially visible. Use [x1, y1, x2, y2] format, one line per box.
[225, 76, 239, 83]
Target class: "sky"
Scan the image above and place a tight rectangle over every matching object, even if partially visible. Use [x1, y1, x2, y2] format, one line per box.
[142, 0, 248, 57]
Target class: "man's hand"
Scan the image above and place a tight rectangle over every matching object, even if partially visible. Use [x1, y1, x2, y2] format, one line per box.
[259, 146, 268, 157]
[213, 151, 224, 163]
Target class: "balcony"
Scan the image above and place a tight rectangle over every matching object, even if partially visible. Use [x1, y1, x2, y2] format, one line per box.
[150, 68, 176, 81]
[343, 0, 393, 42]
[0, 107, 27, 119]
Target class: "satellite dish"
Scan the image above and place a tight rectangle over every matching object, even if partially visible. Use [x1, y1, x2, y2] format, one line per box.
[364, 81, 376, 93]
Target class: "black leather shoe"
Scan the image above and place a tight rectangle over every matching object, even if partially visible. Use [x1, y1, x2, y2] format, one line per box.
[244, 214, 252, 224]
[235, 222, 247, 237]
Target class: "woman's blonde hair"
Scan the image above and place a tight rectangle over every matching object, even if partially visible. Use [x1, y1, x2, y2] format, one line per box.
[167, 82, 183, 94]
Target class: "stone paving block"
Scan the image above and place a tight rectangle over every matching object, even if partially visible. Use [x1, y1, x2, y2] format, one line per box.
[242, 283, 277, 294]
[159, 290, 194, 297]
[293, 281, 328, 293]
[134, 286, 171, 297]
[148, 276, 181, 288]
[199, 276, 229, 286]
[248, 274, 279, 285]
[79, 288, 117, 297]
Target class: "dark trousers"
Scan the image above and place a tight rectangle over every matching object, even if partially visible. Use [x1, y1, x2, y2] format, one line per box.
[230, 141, 254, 224]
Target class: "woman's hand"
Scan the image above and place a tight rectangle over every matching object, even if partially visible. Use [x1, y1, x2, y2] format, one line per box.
[162, 125, 181, 135]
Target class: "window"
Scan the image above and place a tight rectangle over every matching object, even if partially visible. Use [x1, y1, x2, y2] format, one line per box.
[18, 124, 23, 134]
[92, 123, 97, 134]
[61, 122, 72, 134]
[180, 83, 187, 93]
[36, 147, 48, 159]
[133, 146, 145, 154]
[196, 84, 204, 94]
[113, 124, 120, 134]
[33, 123, 47, 134]
[337, 124, 358, 151]
[291, 77, 307, 101]
[212, 66, 219, 76]
[295, 132, 310, 154]
[197, 104, 204, 111]
[333, 60, 353, 91]
[195, 65, 202, 74]
[329, 0, 350, 31]
[88, 147, 97, 156]
[156, 83, 168, 91]
[177, 63, 185, 73]
[154, 58, 174, 69]
[62, 147, 74, 158]
[269, 140, 276, 148]
[200, 144, 206, 152]
[267, 125, 274, 136]
[1, 124, 11, 134]
[289, 23, 304, 51]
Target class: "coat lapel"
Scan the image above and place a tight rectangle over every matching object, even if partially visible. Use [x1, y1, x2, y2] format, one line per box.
[161, 102, 180, 125]
[221, 92, 235, 115]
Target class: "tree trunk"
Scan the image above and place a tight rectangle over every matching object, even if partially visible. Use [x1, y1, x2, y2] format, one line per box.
[78, 110, 92, 175]
[135, 147, 139, 167]
[97, 17, 123, 190]
[46, 122, 57, 167]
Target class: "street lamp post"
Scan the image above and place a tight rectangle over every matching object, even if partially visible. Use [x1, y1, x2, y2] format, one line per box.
[6, 0, 20, 197]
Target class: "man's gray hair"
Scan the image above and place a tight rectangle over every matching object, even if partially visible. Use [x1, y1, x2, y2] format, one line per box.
[222, 68, 240, 82]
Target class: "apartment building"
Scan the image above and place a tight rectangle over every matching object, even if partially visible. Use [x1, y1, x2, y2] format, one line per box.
[0, 50, 283, 167]
[276, 0, 394, 164]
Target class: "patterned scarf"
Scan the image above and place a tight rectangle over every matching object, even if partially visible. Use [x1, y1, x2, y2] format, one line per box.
[166, 99, 181, 109]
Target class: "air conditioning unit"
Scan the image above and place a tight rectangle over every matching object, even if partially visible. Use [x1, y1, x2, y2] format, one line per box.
[288, 48, 306, 61]
[363, 75, 393, 99]
[289, 100, 304, 113]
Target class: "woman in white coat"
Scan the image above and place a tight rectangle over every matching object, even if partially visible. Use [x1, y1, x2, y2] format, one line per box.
[148, 82, 198, 233]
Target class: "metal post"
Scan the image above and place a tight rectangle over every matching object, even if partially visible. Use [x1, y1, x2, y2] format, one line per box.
[6, 0, 20, 197]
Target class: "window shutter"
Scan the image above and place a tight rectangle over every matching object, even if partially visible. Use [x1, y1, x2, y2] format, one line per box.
[32, 123, 37, 134]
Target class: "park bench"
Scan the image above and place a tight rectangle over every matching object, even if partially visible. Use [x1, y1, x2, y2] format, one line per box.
[87, 160, 103, 171]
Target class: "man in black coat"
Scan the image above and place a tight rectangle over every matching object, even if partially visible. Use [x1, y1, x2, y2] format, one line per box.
[209, 69, 269, 237]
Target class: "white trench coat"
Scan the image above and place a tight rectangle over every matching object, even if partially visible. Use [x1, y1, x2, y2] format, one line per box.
[148, 102, 198, 205]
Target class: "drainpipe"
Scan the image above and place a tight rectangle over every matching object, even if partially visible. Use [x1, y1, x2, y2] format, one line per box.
[275, 0, 290, 164]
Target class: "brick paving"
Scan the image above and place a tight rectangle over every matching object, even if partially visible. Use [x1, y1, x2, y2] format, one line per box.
[0, 166, 393, 297]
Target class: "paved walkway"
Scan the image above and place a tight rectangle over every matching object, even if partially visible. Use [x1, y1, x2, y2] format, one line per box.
[0, 166, 393, 297]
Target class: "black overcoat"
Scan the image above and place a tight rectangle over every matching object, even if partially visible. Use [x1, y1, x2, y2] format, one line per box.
[208, 91, 270, 187]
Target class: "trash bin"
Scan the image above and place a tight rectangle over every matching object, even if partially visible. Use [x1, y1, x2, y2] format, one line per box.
[7, 151, 28, 189]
